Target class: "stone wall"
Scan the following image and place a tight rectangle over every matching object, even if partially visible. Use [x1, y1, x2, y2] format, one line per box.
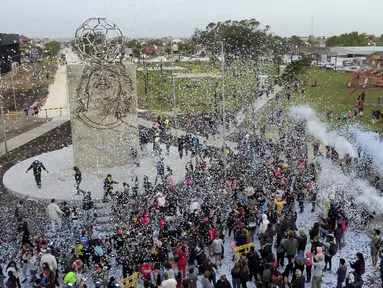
[67, 62, 138, 170]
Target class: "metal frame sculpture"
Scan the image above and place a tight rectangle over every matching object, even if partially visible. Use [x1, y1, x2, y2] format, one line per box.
[73, 18, 135, 130]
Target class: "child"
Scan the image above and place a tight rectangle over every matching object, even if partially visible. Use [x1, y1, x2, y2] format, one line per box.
[340, 216, 349, 247]
[336, 258, 347, 288]
[305, 252, 312, 283]
[230, 240, 237, 261]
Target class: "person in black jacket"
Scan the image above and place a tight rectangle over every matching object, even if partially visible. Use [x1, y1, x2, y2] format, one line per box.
[298, 230, 307, 254]
[350, 253, 365, 278]
[73, 167, 82, 194]
[103, 174, 118, 202]
[247, 247, 260, 283]
[82, 192, 94, 225]
[17, 218, 34, 247]
[26, 159, 48, 188]
[345, 272, 363, 288]
[291, 269, 305, 288]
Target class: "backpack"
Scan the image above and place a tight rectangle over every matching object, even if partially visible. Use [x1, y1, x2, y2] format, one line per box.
[329, 242, 337, 256]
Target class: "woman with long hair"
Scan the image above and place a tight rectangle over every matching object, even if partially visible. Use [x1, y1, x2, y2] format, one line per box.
[6, 261, 20, 288]
[231, 262, 242, 288]
[350, 252, 365, 278]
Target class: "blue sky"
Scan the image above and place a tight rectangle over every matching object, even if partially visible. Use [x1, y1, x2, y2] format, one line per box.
[1, 0, 382, 38]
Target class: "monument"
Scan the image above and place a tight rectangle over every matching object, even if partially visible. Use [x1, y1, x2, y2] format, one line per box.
[68, 18, 138, 169]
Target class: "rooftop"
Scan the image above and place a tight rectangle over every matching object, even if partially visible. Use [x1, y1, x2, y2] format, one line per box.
[330, 46, 383, 56]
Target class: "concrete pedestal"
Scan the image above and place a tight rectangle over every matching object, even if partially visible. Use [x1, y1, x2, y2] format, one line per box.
[67, 62, 138, 169]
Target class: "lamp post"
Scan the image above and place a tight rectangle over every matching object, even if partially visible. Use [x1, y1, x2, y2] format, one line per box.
[0, 95, 8, 155]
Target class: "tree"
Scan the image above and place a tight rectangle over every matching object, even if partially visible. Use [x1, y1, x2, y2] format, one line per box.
[307, 36, 319, 47]
[270, 36, 291, 66]
[326, 32, 367, 47]
[178, 40, 196, 54]
[290, 35, 304, 48]
[281, 56, 313, 83]
[127, 39, 144, 58]
[43, 40, 61, 57]
[191, 18, 271, 61]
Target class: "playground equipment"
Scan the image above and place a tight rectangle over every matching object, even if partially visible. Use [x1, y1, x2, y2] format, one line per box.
[344, 69, 383, 103]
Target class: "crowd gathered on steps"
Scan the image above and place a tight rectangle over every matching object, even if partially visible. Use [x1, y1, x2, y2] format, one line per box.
[4, 109, 383, 288]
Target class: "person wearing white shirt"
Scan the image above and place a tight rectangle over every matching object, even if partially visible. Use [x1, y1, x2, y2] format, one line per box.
[161, 273, 177, 288]
[46, 199, 64, 231]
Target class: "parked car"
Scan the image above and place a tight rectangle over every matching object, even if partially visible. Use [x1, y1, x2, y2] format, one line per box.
[346, 66, 361, 73]
[335, 66, 348, 72]
[325, 63, 335, 70]
[318, 62, 327, 68]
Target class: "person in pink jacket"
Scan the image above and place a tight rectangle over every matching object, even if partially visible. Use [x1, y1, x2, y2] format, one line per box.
[340, 217, 348, 246]
[175, 242, 188, 278]
[230, 241, 237, 261]
[305, 251, 313, 283]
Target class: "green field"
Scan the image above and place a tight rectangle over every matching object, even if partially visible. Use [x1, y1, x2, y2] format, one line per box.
[136, 62, 277, 115]
[258, 68, 383, 132]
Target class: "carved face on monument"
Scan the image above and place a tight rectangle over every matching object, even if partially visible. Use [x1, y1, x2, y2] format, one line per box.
[75, 62, 135, 129]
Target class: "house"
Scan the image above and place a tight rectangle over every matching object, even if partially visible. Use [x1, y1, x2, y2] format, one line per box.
[144, 45, 157, 56]
[0, 33, 21, 74]
[366, 52, 383, 68]
[19, 35, 34, 55]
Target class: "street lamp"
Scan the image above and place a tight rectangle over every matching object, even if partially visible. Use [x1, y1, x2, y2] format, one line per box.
[0, 95, 8, 155]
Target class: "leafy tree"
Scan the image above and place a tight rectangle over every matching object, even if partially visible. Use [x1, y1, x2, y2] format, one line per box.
[307, 36, 319, 47]
[43, 40, 61, 57]
[290, 35, 304, 47]
[178, 40, 196, 54]
[326, 32, 367, 47]
[146, 39, 163, 46]
[127, 39, 144, 58]
[191, 19, 271, 61]
[281, 56, 313, 83]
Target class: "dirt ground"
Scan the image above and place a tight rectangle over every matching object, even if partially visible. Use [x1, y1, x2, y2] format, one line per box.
[0, 117, 51, 142]
[1, 62, 58, 111]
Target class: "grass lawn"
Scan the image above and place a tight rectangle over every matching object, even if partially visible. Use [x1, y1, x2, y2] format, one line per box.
[257, 68, 383, 132]
[137, 62, 277, 115]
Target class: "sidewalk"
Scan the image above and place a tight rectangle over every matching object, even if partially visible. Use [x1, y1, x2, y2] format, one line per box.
[39, 65, 69, 118]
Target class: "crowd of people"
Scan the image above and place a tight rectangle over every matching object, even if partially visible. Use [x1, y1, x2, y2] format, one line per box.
[2, 89, 383, 288]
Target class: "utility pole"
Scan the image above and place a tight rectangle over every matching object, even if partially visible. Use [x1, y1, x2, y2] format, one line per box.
[221, 41, 226, 181]
[0, 95, 8, 155]
[311, 15, 314, 37]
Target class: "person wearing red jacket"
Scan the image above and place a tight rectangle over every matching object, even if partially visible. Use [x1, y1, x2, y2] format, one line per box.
[159, 217, 167, 229]
[175, 242, 188, 278]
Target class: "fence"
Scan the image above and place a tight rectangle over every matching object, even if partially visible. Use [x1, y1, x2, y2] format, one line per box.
[43, 107, 67, 118]
[7, 111, 19, 120]
[234, 242, 254, 260]
[119, 273, 139, 288]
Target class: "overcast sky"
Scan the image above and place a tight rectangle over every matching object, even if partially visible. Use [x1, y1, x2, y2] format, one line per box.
[1, 0, 382, 39]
